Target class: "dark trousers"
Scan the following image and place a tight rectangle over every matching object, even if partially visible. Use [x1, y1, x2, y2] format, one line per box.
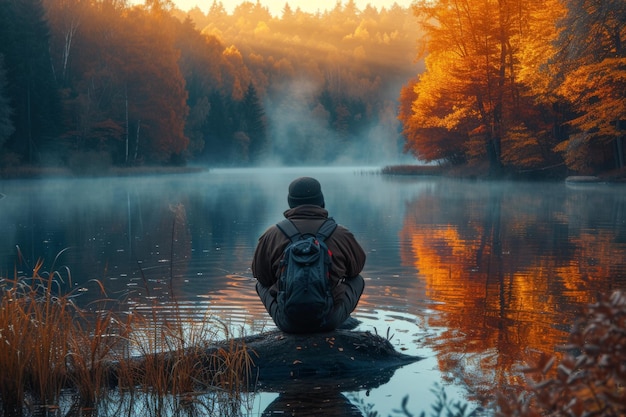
[255, 275, 365, 333]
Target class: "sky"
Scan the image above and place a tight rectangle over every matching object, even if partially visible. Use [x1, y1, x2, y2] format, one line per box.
[169, 0, 414, 17]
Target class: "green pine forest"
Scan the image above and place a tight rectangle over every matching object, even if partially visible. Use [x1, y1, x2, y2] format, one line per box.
[0, 0, 625, 178]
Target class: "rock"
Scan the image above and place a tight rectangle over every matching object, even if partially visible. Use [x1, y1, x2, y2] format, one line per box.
[217, 329, 422, 392]
[104, 330, 422, 393]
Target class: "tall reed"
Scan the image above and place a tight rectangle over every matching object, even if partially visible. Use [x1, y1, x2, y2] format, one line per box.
[66, 288, 132, 412]
[116, 277, 254, 411]
[1, 253, 129, 416]
[0, 255, 74, 415]
[0, 273, 32, 416]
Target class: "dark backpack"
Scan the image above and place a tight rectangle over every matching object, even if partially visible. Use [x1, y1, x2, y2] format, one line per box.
[276, 218, 337, 327]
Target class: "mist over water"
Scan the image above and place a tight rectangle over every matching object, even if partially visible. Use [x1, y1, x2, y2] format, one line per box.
[1, 169, 625, 415]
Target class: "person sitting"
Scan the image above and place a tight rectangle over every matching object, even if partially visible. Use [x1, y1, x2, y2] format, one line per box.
[252, 176, 366, 333]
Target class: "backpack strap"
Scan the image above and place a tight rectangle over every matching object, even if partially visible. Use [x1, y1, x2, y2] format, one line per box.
[316, 218, 337, 242]
[276, 219, 301, 243]
[276, 218, 337, 243]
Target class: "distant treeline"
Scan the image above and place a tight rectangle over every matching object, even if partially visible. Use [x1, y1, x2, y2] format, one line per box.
[1, 0, 623, 177]
[0, 0, 422, 172]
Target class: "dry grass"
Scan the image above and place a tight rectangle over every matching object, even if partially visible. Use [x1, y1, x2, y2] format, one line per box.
[0, 253, 76, 415]
[0, 250, 253, 417]
[111, 305, 254, 417]
[66, 297, 131, 411]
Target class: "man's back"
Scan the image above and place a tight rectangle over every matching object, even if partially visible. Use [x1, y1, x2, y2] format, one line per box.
[251, 177, 366, 333]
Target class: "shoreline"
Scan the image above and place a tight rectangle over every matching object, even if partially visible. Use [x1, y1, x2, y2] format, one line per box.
[0, 165, 206, 180]
[380, 164, 626, 183]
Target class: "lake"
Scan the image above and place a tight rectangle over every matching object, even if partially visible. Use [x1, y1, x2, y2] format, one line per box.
[1, 167, 625, 416]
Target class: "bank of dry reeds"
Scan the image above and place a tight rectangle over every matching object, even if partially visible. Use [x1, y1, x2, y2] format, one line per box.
[0, 254, 252, 417]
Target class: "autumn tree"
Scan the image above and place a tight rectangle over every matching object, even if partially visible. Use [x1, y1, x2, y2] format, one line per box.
[400, 0, 566, 175]
[399, 76, 466, 163]
[400, 0, 509, 172]
[48, 1, 189, 166]
[122, 7, 188, 164]
[508, 0, 568, 171]
[552, 0, 626, 173]
[52, 0, 126, 167]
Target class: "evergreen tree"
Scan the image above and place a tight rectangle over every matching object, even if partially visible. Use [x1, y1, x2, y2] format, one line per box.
[208, 0, 227, 18]
[204, 90, 233, 163]
[240, 82, 267, 163]
[0, 55, 15, 150]
[0, 0, 60, 163]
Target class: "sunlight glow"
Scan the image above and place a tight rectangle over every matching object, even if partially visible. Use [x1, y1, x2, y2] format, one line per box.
[166, 0, 414, 16]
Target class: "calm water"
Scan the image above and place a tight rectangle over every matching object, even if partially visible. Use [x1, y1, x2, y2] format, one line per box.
[1, 167, 626, 415]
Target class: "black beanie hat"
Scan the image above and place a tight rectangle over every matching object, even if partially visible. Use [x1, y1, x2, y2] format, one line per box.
[288, 177, 325, 208]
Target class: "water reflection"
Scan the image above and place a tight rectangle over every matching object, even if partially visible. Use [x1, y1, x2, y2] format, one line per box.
[2, 171, 626, 411]
[397, 181, 626, 397]
[261, 391, 362, 416]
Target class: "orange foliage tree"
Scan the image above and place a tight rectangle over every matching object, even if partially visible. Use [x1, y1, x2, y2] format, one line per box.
[399, 0, 566, 175]
[552, 0, 626, 174]
[122, 7, 189, 164]
[46, 0, 188, 166]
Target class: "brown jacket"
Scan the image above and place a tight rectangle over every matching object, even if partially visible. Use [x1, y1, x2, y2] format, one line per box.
[252, 205, 366, 298]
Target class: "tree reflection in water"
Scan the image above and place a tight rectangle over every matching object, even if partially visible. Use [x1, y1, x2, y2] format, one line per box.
[397, 182, 626, 400]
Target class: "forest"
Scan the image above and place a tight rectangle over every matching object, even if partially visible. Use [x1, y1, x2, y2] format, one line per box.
[0, 0, 420, 172]
[0, 0, 624, 177]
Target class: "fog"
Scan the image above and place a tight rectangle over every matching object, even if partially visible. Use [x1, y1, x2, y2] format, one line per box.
[0, 169, 435, 283]
[262, 78, 416, 167]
